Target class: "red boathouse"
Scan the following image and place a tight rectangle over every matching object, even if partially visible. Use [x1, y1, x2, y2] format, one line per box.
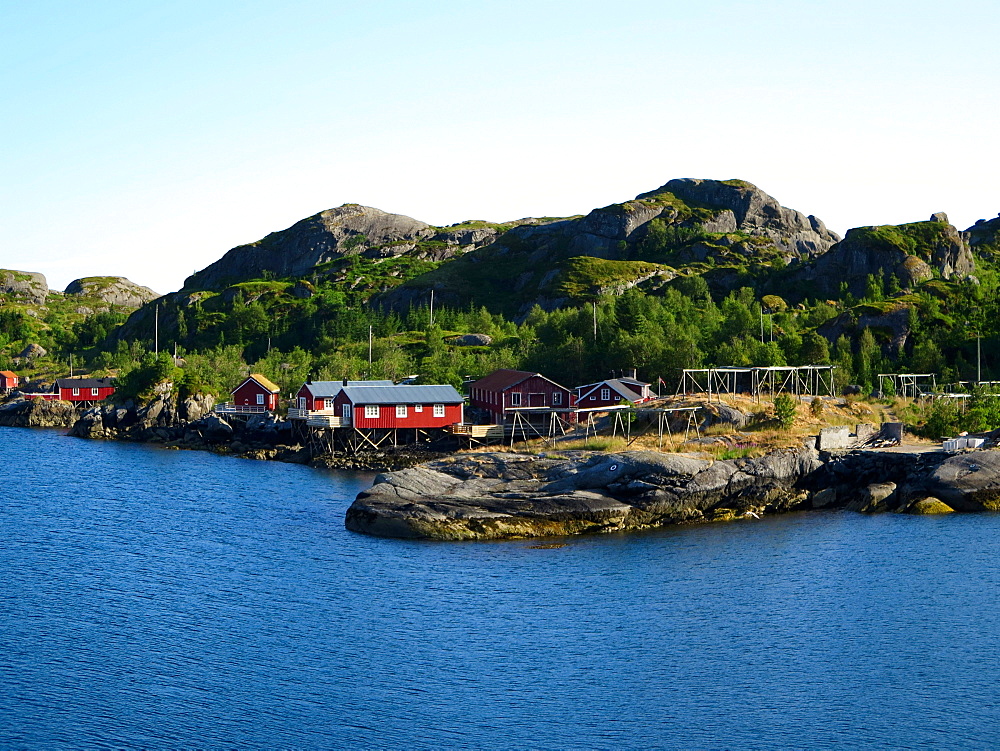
[55, 377, 115, 403]
[468, 369, 575, 424]
[229, 373, 280, 412]
[332, 384, 464, 429]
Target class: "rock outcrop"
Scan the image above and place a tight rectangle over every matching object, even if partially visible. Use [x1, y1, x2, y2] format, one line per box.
[799, 215, 974, 297]
[0, 396, 78, 427]
[347, 445, 1000, 541]
[346, 448, 823, 540]
[64, 277, 159, 308]
[654, 178, 841, 259]
[0, 270, 48, 305]
[183, 205, 506, 291]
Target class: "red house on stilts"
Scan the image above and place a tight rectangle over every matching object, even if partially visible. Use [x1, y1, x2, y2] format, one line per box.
[468, 369, 576, 425]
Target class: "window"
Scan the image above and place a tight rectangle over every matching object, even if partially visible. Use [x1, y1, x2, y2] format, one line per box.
[433, 404, 445, 417]
[510, 392, 522, 406]
[601, 388, 611, 401]
[365, 405, 380, 418]
[414, 405, 423, 412]
[298, 397, 306, 409]
[553, 391, 562, 405]
[72, 388, 80, 396]
[590, 394, 596, 401]
[91, 388, 99, 397]
[324, 398, 335, 410]
[257, 393, 265, 405]
[396, 404, 407, 418]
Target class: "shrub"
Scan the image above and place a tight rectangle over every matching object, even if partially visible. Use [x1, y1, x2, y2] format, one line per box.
[810, 397, 824, 417]
[773, 393, 797, 429]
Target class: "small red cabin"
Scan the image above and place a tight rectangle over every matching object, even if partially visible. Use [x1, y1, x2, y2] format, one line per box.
[575, 377, 654, 408]
[232, 373, 280, 411]
[55, 377, 115, 402]
[333, 384, 464, 429]
[468, 369, 575, 424]
[0, 371, 19, 392]
[292, 380, 395, 416]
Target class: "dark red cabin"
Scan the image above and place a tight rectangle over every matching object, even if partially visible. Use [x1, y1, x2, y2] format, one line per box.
[0, 371, 18, 392]
[231, 374, 280, 411]
[468, 369, 575, 424]
[292, 380, 394, 416]
[55, 377, 115, 402]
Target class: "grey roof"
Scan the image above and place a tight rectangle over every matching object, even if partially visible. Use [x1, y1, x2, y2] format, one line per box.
[341, 384, 464, 405]
[578, 379, 644, 403]
[304, 380, 394, 398]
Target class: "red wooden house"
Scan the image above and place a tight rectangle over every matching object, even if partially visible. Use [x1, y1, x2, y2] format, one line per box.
[575, 376, 654, 408]
[55, 377, 115, 402]
[290, 379, 394, 418]
[0, 371, 19, 393]
[468, 369, 575, 424]
[332, 384, 464, 429]
[228, 373, 280, 412]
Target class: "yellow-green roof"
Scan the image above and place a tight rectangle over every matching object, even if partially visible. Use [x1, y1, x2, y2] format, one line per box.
[248, 373, 280, 393]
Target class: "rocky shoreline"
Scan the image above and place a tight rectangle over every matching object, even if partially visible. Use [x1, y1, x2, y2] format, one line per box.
[0, 393, 450, 472]
[346, 444, 1000, 541]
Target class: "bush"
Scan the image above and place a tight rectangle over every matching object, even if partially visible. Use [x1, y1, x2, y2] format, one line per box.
[810, 397, 824, 418]
[773, 393, 797, 429]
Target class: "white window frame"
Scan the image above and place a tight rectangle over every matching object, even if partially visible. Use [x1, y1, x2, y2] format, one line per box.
[510, 392, 521, 407]
[365, 405, 379, 419]
[91, 388, 99, 397]
[552, 391, 562, 405]
[257, 393, 265, 405]
[433, 404, 445, 418]
[324, 397, 336, 410]
[414, 404, 423, 412]
[601, 388, 611, 401]
[72, 388, 80, 396]
[396, 404, 407, 418]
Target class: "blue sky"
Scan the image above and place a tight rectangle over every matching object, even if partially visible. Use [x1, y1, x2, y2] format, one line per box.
[2, 0, 998, 293]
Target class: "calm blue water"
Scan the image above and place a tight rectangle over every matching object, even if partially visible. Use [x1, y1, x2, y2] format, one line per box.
[2, 427, 1000, 749]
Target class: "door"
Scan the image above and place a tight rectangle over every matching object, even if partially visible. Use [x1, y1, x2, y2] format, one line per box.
[529, 393, 545, 407]
[342, 403, 352, 425]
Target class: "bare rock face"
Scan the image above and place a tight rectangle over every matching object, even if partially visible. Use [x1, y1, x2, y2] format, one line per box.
[0, 397, 77, 427]
[0, 270, 48, 304]
[659, 178, 841, 259]
[17, 343, 47, 360]
[183, 205, 504, 291]
[800, 217, 974, 297]
[64, 277, 159, 308]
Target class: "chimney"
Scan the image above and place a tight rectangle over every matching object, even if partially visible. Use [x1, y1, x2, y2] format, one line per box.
[343, 377, 349, 386]
[629, 368, 637, 380]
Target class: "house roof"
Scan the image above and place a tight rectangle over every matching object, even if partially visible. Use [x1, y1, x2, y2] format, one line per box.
[302, 380, 394, 398]
[0, 371, 17, 380]
[577, 379, 644, 403]
[237, 373, 280, 393]
[56, 377, 114, 390]
[341, 384, 464, 405]
[470, 369, 568, 393]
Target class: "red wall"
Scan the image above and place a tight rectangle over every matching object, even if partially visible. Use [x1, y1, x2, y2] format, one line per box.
[296, 385, 334, 411]
[334, 391, 463, 428]
[233, 381, 278, 410]
[58, 386, 115, 402]
[471, 374, 574, 423]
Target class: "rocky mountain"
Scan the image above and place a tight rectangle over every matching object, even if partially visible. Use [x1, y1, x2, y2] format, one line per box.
[796, 213, 974, 298]
[0, 270, 48, 305]
[375, 178, 841, 315]
[183, 204, 516, 291]
[65, 276, 160, 309]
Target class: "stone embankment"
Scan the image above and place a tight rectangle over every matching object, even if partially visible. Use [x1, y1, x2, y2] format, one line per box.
[0, 396, 78, 428]
[346, 445, 1000, 541]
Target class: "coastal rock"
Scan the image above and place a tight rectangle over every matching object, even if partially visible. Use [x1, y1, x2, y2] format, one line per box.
[347, 448, 822, 541]
[0, 397, 77, 428]
[924, 451, 1000, 511]
[905, 497, 955, 515]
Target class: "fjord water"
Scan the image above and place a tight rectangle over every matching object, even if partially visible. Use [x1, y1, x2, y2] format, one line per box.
[2, 428, 999, 749]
